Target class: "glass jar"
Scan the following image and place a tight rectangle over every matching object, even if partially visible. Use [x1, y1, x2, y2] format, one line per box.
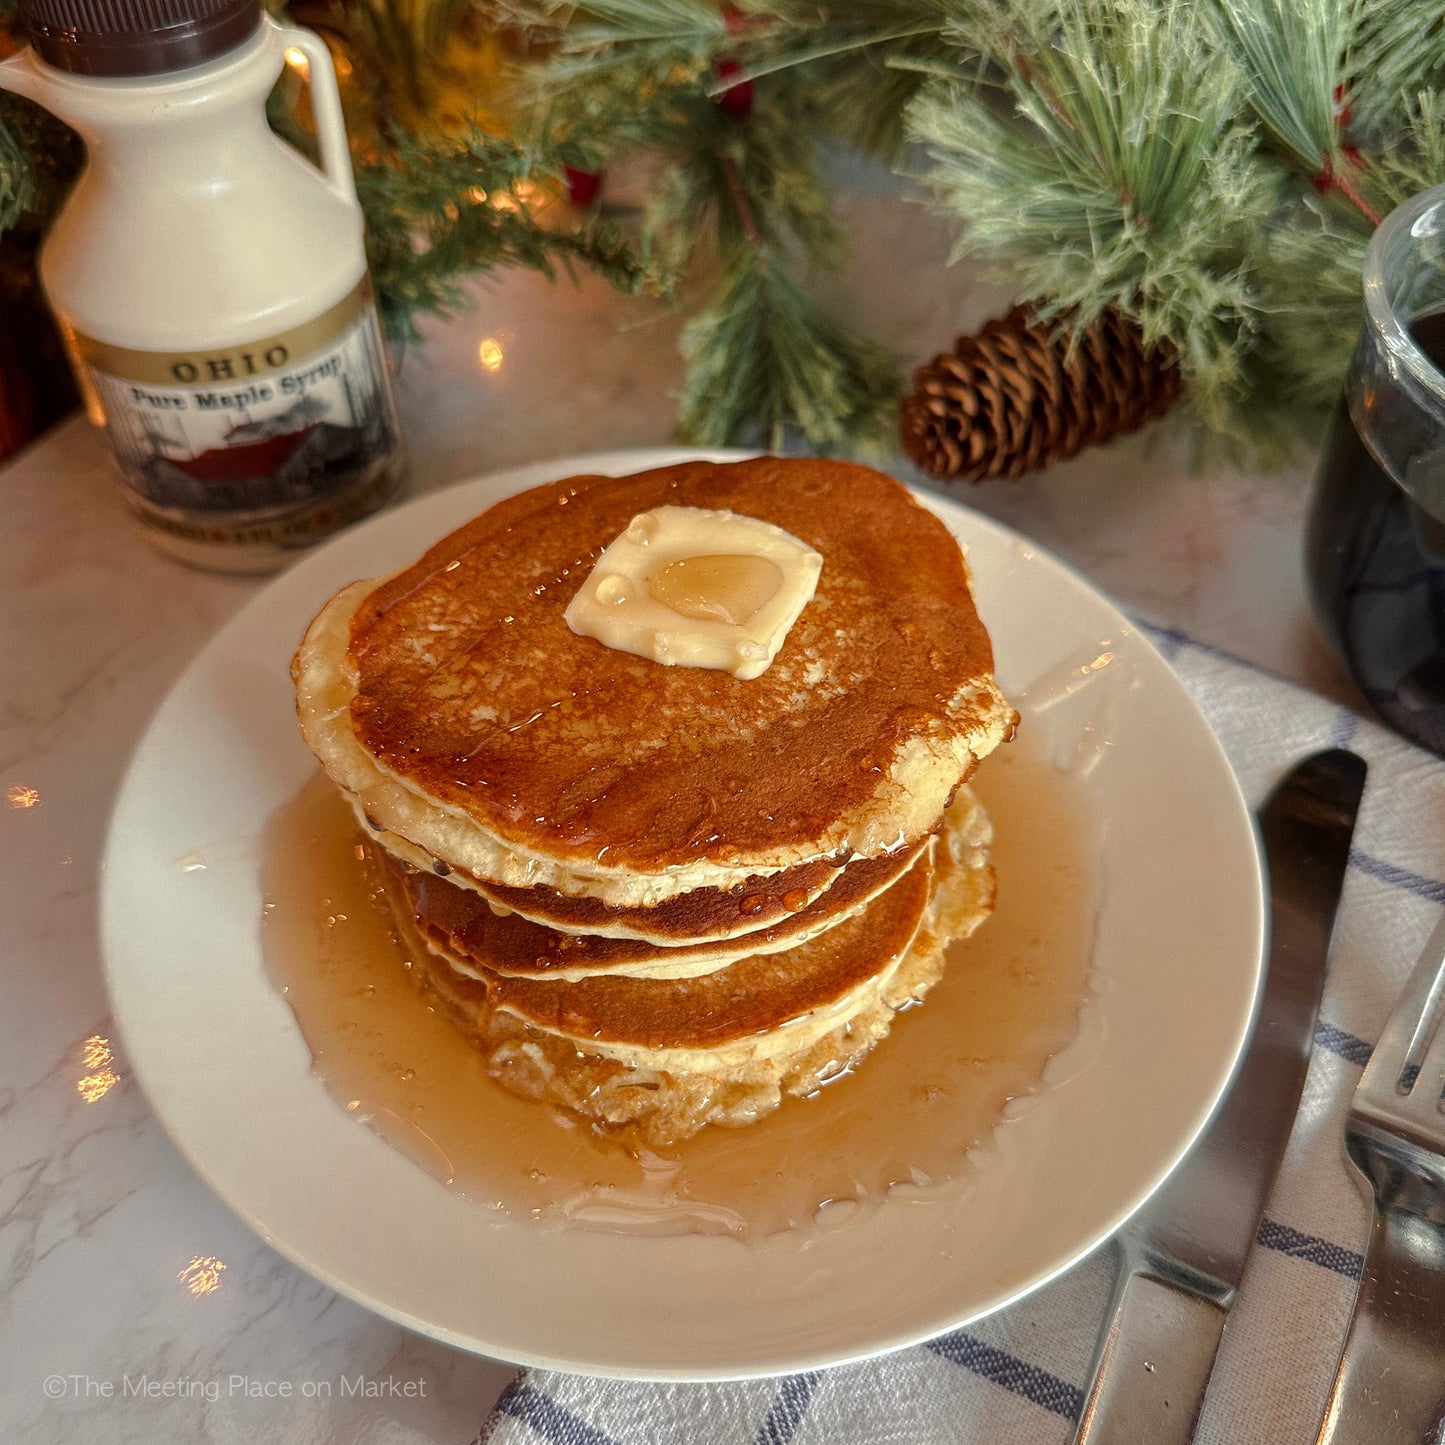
[1306, 183, 1445, 756]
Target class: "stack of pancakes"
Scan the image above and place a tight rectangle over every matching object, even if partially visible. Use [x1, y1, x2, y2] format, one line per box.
[292, 457, 1016, 1147]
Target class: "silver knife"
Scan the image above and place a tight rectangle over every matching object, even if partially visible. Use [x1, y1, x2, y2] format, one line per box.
[1073, 748, 1367, 1445]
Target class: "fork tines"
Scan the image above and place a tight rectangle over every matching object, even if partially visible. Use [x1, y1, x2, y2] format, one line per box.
[1352, 911, 1445, 1156]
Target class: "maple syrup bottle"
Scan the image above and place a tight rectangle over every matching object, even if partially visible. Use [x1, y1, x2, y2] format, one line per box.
[1306, 185, 1445, 757]
[0, 0, 405, 572]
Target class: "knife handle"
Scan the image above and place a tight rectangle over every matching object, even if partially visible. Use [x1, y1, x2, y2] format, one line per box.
[1315, 1206, 1445, 1445]
[1075, 1268, 1228, 1445]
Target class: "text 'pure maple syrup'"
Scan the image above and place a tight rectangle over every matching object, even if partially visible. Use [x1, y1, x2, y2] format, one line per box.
[260, 726, 1097, 1239]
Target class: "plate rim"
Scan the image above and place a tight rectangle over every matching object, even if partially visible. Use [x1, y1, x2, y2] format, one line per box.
[100, 446, 1266, 1380]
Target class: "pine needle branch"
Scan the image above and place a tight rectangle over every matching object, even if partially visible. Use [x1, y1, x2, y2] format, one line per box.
[910, 0, 1267, 431]
[1362, 91, 1445, 207]
[1347, 0, 1445, 133]
[520, 3, 902, 450]
[355, 128, 661, 344]
[0, 92, 81, 238]
[1205, 0, 1382, 225]
[1206, 0, 1342, 173]
[677, 238, 899, 450]
[719, 1, 950, 156]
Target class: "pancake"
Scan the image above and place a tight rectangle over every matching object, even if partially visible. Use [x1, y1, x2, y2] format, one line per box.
[425, 852, 847, 944]
[385, 794, 996, 1146]
[356, 806, 849, 945]
[391, 828, 933, 981]
[403, 845, 933, 1061]
[293, 457, 1015, 908]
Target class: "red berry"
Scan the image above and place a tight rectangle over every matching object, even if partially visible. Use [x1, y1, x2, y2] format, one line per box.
[716, 58, 753, 119]
[564, 166, 603, 207]
[1333, 83, 1353, 130]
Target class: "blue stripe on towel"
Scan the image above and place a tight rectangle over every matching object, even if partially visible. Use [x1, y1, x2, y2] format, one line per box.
[1326, 710, 1360, 749]
[1256, 1219, 1364, 1280]
[1147, 625, 1187, 662]
[1314, 1021, 1373, 1067]
[1140, 619, 1445, 901]
[1349, 849, 1445, 906]
[754, 1371, 823, 1445]
[491, 1380, 622, 1445]
[1137, 619, 1378, 748]
[926, 1331, 1084, 1421]
[1135, 621, 1276, 679]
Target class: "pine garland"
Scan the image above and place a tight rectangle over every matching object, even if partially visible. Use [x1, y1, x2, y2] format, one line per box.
[909, 0, 1268, 436]
[0, 88, 78, 238]
[1347, 0, 1445, 132]
[354, 129, 656, 345]
[0, 0, 659, 349]
[286, 0, 517, 147]
[479, 0, 1445, 455]
[677, 238, 899, 449]
[510, 0, 904, 450]
[11, 0, 1445, 462]
[902, 0, 1445, 453]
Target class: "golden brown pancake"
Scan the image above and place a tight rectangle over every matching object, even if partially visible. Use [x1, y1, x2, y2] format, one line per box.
[356, 808, 850, 943]
[424, 849, 933, 1048]
[293, 457, 1014, 905]
[382, 792, 997, 1146]
[289, 458, 1014, 1146]
[392, 834, 928, 981]
[449, 853, 847, 945]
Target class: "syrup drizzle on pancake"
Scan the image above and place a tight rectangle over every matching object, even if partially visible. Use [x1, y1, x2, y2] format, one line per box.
[260, 726, 1096, 1239]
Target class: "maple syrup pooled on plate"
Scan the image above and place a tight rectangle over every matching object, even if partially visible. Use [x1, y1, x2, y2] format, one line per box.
[260, 727, 1096, 1238]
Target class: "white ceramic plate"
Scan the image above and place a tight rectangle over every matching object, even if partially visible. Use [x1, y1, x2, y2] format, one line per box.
[102, 448, 1265, 1380]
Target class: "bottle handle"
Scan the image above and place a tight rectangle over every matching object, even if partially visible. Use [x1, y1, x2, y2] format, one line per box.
[0, 50, 45, 106]
[275, 25, 357, 206]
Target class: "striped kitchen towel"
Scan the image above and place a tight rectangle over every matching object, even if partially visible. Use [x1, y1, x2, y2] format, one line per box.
[478, 624, 1443, 1445]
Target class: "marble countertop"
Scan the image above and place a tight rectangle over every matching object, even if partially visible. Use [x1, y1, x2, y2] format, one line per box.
[1, 188, 1359, 1443]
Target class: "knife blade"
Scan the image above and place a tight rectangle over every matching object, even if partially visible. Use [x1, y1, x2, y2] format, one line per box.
[1073, 747, 1367, 1445]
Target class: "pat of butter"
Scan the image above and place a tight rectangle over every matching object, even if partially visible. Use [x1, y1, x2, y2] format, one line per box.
[564, 506, 822, 680]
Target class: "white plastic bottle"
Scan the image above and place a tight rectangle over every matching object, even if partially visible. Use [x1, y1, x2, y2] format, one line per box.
[0, 0, 405, 571]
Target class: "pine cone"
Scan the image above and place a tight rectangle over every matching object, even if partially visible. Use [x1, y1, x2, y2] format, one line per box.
[899, 305, 1183, 483]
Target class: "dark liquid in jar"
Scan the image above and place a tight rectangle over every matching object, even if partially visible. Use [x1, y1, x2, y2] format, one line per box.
[260, 728, 1096, 1239]
[1307, 312, 1445, 755]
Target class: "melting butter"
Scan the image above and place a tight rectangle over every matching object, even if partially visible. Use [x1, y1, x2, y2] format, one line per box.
[564, 506, 822, 680]
[647, 554, 783, 626]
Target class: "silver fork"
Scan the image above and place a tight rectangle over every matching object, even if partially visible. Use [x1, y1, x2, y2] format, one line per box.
[1316, 909, 1445, 1445]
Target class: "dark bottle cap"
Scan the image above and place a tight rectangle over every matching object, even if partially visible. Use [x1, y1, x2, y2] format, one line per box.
[16, 0, 262, 78]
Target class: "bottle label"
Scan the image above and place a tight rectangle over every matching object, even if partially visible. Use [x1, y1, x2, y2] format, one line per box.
[67, 279, 403, 553]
